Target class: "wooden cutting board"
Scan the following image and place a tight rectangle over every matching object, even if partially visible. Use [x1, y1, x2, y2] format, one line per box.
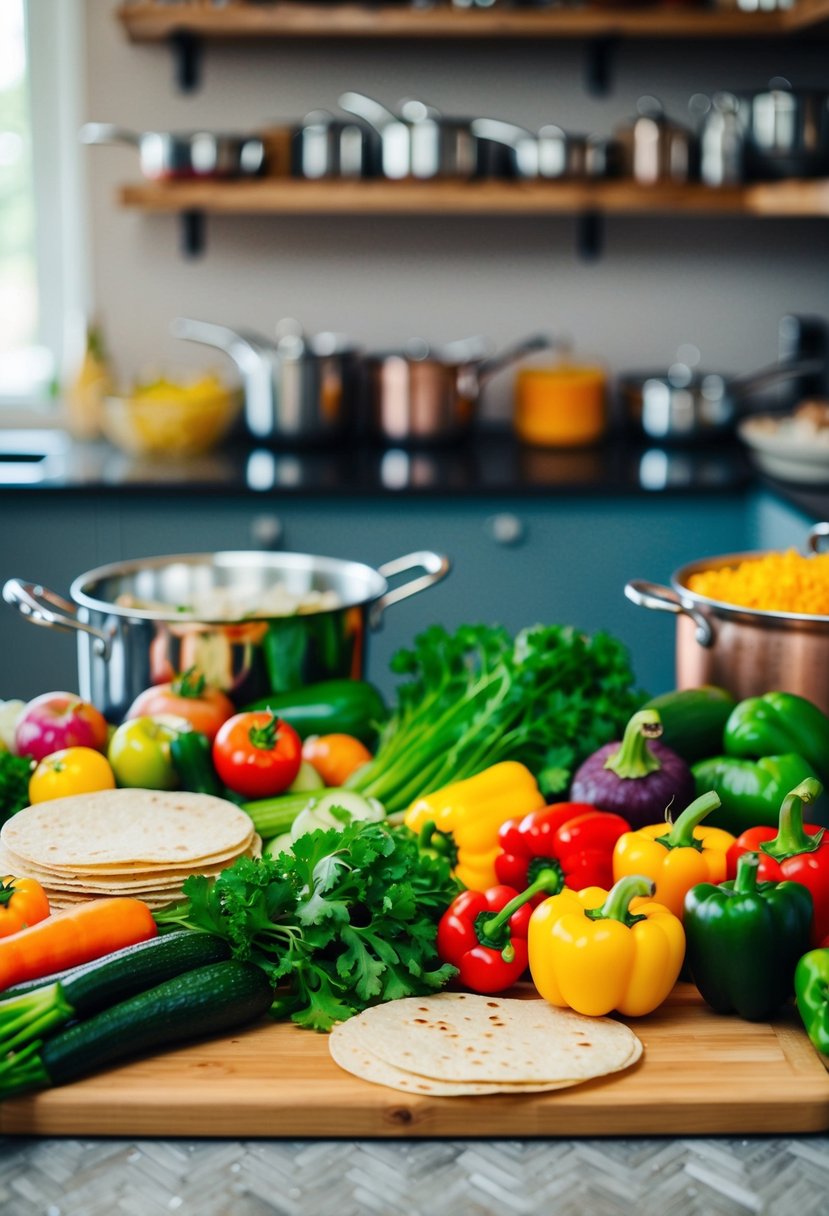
[1, 985, 827, 1139]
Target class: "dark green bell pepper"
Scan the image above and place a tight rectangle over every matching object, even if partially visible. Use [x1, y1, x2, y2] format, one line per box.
[684, 851, 813, 1021]
[691, 753, 824, 834]
[795, 949, 829, 1056]
[724, 692, 829, 788]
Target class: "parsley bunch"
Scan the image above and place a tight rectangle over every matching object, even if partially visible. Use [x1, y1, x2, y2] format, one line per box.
[348, 621, 647, 811]
[156, 820, 460, 1031]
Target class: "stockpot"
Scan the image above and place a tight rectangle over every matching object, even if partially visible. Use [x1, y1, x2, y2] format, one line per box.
[3, 549, 451, 723]
[291, 110, 380, 179]
[80, 123, 266, 180]
[739, 78, 829, 180]
[171, 317, 361, 444]
[470, 118, 618, 180]
[624, 523, 829, 715]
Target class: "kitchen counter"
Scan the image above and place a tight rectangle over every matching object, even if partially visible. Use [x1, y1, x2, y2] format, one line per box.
[1, 426, 826, 522]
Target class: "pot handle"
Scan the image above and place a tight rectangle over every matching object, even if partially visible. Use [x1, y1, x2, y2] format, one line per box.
[808, 522, 829, 554]
[473, 332, 556, 389]
[371, 551, 451, 629]
[623, 579, 714, 648]
[2, 578, 112, 659]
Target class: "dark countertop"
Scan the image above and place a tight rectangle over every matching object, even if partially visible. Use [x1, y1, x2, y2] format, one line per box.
[1, 425, 826, 519]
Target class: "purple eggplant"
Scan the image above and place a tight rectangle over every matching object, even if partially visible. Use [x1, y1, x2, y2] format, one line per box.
[569, 708, 695, 829]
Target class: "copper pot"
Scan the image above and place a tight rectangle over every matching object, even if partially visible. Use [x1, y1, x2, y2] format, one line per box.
[363, 332, 553, 445]
[624, 523, 829, 713]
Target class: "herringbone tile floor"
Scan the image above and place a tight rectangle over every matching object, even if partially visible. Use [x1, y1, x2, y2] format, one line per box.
[1, 1137, 828, 1216]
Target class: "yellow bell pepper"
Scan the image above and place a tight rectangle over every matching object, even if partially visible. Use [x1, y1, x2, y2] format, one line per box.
[612, 790, 735, 919]
[404, 760, 545, 891]
[528, 875, 685, 1017]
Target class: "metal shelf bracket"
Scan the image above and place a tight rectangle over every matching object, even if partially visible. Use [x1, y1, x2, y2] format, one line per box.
[170, 30, 202, 92]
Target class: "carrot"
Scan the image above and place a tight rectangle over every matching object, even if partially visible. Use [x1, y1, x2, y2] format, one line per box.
[0, 898, 157, 992]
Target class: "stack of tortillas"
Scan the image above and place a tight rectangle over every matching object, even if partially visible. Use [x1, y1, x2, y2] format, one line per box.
[0, 789, 259, 911]
[330, 993, 642, 1097]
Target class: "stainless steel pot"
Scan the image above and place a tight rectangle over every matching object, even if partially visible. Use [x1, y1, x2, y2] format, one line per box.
[619, 352, 826, 443]
[291, 110, 380, 180]
[171, 317, 361, 444]
[739, 78, 829, 180]
[80, 123, 266, 181]
[624, 523, 829, 714]
[362, 332, 554, 444]
[3, 549, 451, 722]
[338, 92, 480, 180]
[470, 118, 617, 180]
[615, 97, 697, 185]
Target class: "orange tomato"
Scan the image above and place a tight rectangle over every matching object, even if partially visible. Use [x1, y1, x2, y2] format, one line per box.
[126, 668, 235, 742]
[0, 875, 50, 937]
[28, 746, 116, 803]
[302, 733, 373, 787]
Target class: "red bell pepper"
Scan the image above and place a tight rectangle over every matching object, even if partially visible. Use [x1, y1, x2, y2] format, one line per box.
[436, 871, 561, 994]
[727, 777, 829, 944]
[495, 802, 631, 902]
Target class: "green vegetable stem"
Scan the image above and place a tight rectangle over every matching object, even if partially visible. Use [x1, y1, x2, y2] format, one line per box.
[346, 621, 646, 814]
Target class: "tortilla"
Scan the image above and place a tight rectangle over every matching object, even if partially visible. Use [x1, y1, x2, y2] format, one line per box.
[328, 1033, 583, 1096]
[329, 994, 641, 1089]
[2, 790, 254, 869]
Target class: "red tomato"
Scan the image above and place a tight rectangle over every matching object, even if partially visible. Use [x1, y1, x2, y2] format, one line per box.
[212, 712, 302, 799]
[126, 668, 235, 743]
[302, 733, 373, 787]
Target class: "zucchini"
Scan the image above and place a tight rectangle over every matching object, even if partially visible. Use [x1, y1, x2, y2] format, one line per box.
[642, 685, 737, 764]
[241, 678, 387, 746]
[39, 961, 273, 1089]
[0, 931, 233, 1060]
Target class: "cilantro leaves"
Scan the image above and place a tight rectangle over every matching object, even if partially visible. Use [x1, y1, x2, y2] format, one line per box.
[156, 820, 460, 1032]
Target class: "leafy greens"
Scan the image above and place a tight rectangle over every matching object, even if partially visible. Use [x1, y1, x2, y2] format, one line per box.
[155, 819, 460, 1031]
[348, 621, 647, 812]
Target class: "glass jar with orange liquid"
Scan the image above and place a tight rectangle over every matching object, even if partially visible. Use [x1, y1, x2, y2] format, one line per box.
[513, 359, 608, 448]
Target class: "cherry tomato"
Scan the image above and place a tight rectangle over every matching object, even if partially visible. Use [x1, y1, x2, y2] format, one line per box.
[108, 716, 187, 790]
[126, 668, 235, 743]
[28, 746, 116, 803]
[212, 712, 302, 800]
[302, 733, 373, 787]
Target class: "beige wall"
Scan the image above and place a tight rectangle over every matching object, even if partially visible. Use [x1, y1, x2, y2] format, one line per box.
[84, 2, 829, 421]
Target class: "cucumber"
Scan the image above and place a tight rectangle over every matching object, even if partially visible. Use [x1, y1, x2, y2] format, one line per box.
[40, 961, 273, 1087]
[241, 679, 387, 745]
[0, 929, 229, 1006]
[642, 685, 737, 764]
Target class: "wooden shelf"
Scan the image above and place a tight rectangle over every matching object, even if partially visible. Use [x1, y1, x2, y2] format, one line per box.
[116, 0, 829, 42]
[118, 177, 829, 218]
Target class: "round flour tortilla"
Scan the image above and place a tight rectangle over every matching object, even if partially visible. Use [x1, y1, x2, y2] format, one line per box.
[331, 994, 641, 1085]
[2, 790, 254, 869]
[0, 836, 261, 893]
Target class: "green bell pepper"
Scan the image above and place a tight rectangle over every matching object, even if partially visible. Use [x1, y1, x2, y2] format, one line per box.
[684, 851, 813, 1021]
[795, 949, 829, 1056]
[691, 753, 823, 834]
[724, 692, 829, 788]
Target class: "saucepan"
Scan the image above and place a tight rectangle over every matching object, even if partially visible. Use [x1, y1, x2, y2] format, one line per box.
[624, 523, 829, 715]
[3, 549, 451, 722]
[171, 316, 362, 444]
[338, 92, 487, 180]
[362, 332, 554, 444]
[619, 351, 826, 443]
[80, 123, 266, 181]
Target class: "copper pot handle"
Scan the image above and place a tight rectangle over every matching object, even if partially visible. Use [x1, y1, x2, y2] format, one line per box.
[624, 579, 714, 648]
[808, 523, 829, 554]
[371, 551, 451, 628]
[2, 578, 112, 658]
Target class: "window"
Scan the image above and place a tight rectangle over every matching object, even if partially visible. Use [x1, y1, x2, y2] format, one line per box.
[0, 0, 86, 407]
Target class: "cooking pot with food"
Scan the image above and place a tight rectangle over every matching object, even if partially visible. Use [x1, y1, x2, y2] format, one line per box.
[3, 549, 450, 722]
[624, 523, 829, 713]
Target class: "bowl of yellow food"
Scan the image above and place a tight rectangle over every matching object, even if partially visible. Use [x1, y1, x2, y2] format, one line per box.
[102, 374, 241, 458]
